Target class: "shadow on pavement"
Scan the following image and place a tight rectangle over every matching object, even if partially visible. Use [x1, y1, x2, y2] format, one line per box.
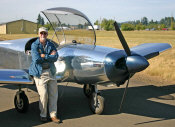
[0, 83, 175, 126]
[102, 84, 175, 123]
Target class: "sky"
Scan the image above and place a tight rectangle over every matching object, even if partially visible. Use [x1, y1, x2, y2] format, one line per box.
[0, 0, 175, 24]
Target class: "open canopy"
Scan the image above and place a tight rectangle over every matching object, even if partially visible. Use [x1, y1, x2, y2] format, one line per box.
[42, 7, 96, 45]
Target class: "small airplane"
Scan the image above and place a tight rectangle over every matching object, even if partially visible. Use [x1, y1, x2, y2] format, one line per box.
[0, 7, 171, 114]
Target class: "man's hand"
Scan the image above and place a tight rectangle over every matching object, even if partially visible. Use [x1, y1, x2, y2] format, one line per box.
[40, 54, 45, 58]
[50, 50, 56, 55]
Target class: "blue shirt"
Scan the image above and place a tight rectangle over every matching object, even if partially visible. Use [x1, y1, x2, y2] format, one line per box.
[29, 38, 58, 77]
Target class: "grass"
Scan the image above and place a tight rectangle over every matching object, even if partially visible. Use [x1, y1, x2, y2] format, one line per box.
[0, 30, 175, 85]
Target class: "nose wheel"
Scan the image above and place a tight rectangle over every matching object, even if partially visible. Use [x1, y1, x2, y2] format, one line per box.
[84, 84, 104, 114]
[14, 89, 29, 113]
[89, 92, 104, 114]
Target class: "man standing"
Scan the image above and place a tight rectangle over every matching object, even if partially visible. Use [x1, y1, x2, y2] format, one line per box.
[29, 27, 59, 123]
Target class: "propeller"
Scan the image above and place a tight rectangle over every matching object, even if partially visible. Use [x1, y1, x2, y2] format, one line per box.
[114, 21, 149, 112]
[114, 21, 131, 56]
[119, 74, 131, 112]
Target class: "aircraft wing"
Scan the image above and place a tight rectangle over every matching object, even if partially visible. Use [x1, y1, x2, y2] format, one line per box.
[131, 43, 171, 59]
[0, 69, 34, 85]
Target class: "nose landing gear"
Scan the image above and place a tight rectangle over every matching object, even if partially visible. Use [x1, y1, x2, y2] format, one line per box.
[83, 84, 104, 114]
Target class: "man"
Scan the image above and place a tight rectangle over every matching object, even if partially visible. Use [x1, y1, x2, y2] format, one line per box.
[29, 27, 59, 123]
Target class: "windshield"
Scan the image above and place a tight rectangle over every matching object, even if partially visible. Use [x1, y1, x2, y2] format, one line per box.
[42, 7, 96, 45]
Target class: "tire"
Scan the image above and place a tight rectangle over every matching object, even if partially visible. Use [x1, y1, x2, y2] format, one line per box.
[83, 84, 93, 98]
[89, 95, 104, 114]
[14, 91, 29, 113]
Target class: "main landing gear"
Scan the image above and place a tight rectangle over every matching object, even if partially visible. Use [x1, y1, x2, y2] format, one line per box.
[83, 84, 104, 114]
[14, 85, 29, 113]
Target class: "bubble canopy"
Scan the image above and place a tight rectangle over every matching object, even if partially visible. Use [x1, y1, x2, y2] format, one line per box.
[42, 7, 96, 45]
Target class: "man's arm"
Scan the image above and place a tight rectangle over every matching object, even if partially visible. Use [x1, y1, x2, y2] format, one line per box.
[31, 43, 44, 64]
[44, 45, 58, 62]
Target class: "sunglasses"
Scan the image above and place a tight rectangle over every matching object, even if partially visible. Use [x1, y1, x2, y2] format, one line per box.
[40, 32, 48, 35]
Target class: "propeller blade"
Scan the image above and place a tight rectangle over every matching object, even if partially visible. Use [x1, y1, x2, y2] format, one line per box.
[119, 74, 131, 113]
[114, 21, 131, 56]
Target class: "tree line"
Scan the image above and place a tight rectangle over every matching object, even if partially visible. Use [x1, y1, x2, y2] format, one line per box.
[37, 14, 174, 31]
[95, 17, 174, 31]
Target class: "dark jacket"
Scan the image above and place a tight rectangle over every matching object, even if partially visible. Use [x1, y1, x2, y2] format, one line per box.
[29, 38, 58, 77]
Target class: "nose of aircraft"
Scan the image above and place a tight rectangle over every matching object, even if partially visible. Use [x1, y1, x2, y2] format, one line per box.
[104, 52, 149, 85]
[126, 55, 149, 73]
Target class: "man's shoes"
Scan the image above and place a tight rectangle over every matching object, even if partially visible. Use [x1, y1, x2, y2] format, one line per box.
[51, 116, 60, 123]
[40, 117, 47, 122]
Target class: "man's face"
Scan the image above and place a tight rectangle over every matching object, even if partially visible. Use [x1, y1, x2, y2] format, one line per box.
[39, 31, 48, 42]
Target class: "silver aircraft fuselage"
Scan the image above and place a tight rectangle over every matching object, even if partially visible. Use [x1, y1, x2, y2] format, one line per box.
[0, 38, 129, 86]
[0, 38, 32, 69]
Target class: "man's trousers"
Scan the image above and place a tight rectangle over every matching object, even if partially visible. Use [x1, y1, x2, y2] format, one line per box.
[34, 69, 58, 118]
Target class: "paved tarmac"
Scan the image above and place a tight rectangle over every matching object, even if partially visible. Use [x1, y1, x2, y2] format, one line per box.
[0, 78, 175, 127]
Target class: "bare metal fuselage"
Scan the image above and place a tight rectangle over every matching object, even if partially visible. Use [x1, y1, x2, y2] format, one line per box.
[0, 38, 128, 85]
[0, 41, 31, 69]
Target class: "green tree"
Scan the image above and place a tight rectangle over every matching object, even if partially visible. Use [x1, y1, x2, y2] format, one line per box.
[37, 14, 45, 26]
[135, 20, 141, 24]
[136, 23, 146, 30]
[41, 18, 45, 25]
[94, 20, 100, 25]
[159, 24, 166, 30]
[160, 17, 173, 28]
[121, 23, 135, 31]
[37, 14, 42, 25]
[106, 19, 115, 31]
[149, 19, 154, 25]
[141, 17, 148, 25]
[101, 18, 108, 30]
[101, 18, 115, 31]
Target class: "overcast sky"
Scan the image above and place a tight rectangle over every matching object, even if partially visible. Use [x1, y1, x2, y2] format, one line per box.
[0, 0, 174, 24]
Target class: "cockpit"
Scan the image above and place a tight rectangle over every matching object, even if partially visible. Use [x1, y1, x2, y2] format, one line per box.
[42, 7, 96, 45]
[25, 7, 96, 55]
